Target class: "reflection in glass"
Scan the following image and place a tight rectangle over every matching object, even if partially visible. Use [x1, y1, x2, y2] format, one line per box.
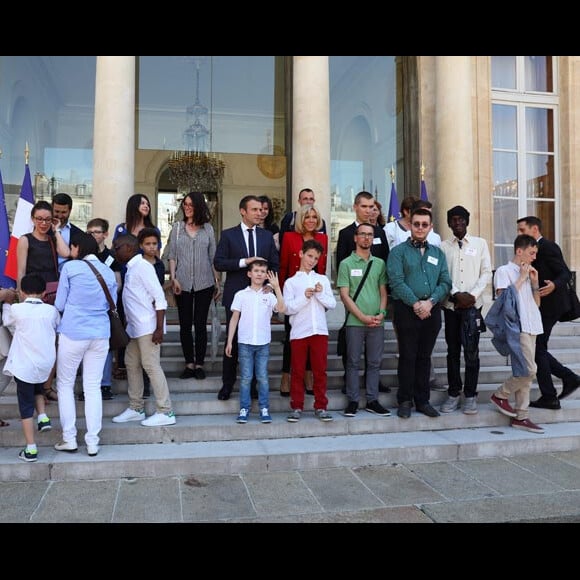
[493, 151, 518, 198]
[492, 104, 517, 150]
[491, 56, 516, 90]
[525, 56, 553, 92]
[526, 107, 553, 153]
[493, 197, 519, 266]
[526, 153, 554, 199]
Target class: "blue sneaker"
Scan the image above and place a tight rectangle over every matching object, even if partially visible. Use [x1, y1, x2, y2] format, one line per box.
[260, 408, 272, 424]
[237, 408, 249, 424]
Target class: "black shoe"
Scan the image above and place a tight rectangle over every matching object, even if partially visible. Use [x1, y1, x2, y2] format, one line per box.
[379, 382, 391, 393]
[101, 386, 114, 400]
[416, 403, 440, 417]
[397, 401, 412, 419]
[529, 396, 561, 409]
[218, 386, 232, 401]
[305, 388, 314, 396]
[559, 374, 580, 400]
[193, 367, 206, 380]
[365, 400, 391, 416]
[343, 401, 358, 417]
[180, 367, 196, 379]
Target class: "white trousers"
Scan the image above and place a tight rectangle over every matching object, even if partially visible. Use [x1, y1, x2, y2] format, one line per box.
[56, 334, 108, 447]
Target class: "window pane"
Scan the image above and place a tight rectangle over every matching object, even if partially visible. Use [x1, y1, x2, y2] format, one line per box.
[491, 56, 516, 89]
[0, 56, 96, 230]
[494, 197, 519, 266]
[526, 153, 554, 199]
[525, 107, 553, 153]
[493, 151, 518, 198]
[492, 104, 517, 150]
[138, 56, 284, 155]
[525, 56, 553, 92]
[527, 200, 555, 240]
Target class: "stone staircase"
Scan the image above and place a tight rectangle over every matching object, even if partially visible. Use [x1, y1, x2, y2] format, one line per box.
[0, 313, 579, 482]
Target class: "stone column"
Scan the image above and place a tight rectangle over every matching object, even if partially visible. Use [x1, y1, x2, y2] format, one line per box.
[92, 56, 135, 228]
[292, 56, 331, 249]
[434, 56, 475, 230]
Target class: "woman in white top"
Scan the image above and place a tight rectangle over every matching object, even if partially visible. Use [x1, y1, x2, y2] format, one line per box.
[384, 196, 442, 249]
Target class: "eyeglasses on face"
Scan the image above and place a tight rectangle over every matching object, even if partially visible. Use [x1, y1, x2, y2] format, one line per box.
[356, 232, 374, 238]
[34, 217, 52, 224]
[412, 221, 431, 229]
[87, 230, 104, 235]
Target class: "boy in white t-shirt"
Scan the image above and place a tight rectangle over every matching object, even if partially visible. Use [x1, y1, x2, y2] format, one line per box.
[283, 239, 337, 422]
[2, 275, 60, 462]
[225, 260, 285, 424]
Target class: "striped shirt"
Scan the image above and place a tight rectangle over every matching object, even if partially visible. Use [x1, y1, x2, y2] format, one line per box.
[167, 221, 216, 292]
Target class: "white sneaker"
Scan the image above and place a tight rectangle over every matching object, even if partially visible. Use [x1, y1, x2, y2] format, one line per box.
[87, 445, 99, 457]
[141, 411, 176, 427]
[112, 408, 145, 423]
[54, 440, 78, 453]
[440, 395, 460, 413]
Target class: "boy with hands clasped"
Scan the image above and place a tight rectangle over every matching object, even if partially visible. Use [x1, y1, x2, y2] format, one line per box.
[225, 261, 285, 424]
[283, 240, 336, 422]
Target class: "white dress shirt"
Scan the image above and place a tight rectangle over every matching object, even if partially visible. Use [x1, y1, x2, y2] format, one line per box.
[283, 271, 336, 340]
[441, 234, 492, 309]
[122, 254, 168, 339]
[2, 298, 60, 383]
[384, 219, 441, 250]
[238, 223, 256, 268]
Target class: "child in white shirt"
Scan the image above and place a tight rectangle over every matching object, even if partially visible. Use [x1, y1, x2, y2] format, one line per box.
[283, 240, 337, 421]
[225, 260, 285, 424]
[2, 275, 60, 462]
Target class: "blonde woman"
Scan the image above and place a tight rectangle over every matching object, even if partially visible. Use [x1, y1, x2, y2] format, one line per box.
[278, 204, 328, 396]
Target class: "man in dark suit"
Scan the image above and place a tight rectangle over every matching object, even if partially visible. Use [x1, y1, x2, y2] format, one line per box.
[336, 191, 389, 267]
[336, 191, 390, 394]
[214, 195, 279, 400]
[279, 188, 326, 248]
[517, 216, 580, 407]
[52, 192, 84, 272]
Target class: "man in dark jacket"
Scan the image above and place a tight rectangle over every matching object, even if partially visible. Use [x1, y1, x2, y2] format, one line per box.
[517, 216, 580, 407]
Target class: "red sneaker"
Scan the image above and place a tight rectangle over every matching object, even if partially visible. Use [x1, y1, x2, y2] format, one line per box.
[511, 417, 545, 434]
[490, 394, 517, 418]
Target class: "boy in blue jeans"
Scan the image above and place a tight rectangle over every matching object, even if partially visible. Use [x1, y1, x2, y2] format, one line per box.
[225, 260, 285, 423]
[2, 275, 60, 461]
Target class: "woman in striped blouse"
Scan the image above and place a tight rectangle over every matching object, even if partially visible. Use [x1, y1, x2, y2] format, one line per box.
[168, 192, 221, 380]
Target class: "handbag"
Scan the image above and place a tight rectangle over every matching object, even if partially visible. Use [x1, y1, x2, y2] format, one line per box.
[559, 277, 580, 322]
[42, 236, 60, 305]
[337, 260, 374, 356]
[83, 260, 130, 349]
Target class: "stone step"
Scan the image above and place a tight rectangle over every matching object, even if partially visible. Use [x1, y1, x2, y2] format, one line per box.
[2, 410, 580, 482]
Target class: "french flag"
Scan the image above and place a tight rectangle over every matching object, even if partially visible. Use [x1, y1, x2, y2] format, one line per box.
[3, 164, 34, 281]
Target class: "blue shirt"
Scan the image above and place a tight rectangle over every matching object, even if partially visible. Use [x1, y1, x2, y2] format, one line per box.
[54, 255, 117, 340]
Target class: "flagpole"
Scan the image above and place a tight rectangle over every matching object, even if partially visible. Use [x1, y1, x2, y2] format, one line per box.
[25, 141, 30, 165]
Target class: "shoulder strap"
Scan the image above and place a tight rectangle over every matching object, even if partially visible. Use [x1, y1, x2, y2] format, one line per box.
[83, 260, 116, 311]
[48, 235, 59, 278]
[343, 259, 374, 324]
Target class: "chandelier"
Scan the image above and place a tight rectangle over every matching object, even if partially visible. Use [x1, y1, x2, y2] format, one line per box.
[169, 56, 225, 193]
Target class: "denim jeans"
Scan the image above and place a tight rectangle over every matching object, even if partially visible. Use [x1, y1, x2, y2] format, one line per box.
[238, 343, 270, 411]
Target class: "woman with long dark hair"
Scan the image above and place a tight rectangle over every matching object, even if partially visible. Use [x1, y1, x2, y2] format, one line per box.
[167, 192, 221, 380]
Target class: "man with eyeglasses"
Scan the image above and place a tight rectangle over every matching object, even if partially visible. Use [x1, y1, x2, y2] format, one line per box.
[336, 191, 390, 395]
[387, 207, 452, 419]
[337, 223, 390, 418]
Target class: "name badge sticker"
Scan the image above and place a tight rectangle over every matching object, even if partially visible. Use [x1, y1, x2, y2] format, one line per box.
[351, 269, 363, 276]
[372, 237, 381, 245]
[427, 256, 439, 266]
[465, 247, 477, 256]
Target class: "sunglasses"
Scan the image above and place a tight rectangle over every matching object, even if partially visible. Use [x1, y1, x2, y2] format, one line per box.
[412, 222, 431, 229]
